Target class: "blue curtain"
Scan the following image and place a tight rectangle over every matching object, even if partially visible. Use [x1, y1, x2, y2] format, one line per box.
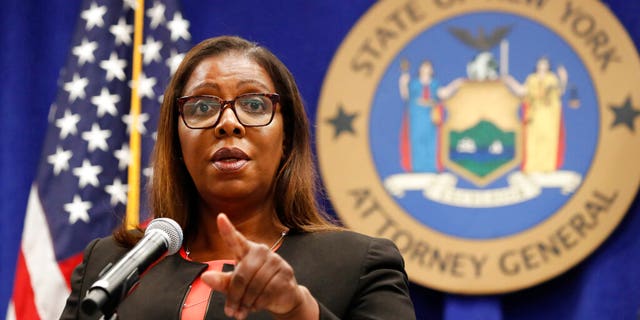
[1, 0, 638, 319]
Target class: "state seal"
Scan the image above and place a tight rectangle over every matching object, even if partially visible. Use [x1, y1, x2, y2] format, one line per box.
[317, 0, 640, 294]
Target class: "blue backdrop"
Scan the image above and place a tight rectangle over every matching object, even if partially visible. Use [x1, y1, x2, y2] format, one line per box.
[1, 0, 639, 319]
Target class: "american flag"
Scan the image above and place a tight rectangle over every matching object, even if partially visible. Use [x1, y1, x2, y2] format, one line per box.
[7, 0, 190, 318]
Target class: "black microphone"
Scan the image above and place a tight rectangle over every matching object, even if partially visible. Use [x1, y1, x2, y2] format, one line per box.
[80, 217, 183, 317]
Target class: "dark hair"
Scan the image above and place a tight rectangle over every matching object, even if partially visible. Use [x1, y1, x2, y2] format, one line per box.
[116, 36, 337, 245]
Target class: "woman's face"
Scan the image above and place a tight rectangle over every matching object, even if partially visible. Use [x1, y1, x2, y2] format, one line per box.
[536, 58, 550, 73]
[419, 62, 433, 82]
[178, 53, 284, 207]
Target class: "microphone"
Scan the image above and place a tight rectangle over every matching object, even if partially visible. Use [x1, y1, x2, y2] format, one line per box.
[80, 217, 183, 317]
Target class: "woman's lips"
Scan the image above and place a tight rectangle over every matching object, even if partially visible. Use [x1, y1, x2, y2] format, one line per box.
[213, 159, 247, 171]
[211, 147, 249, 172]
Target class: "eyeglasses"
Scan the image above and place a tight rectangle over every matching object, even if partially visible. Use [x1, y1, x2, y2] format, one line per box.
[177, 93, 280, 129]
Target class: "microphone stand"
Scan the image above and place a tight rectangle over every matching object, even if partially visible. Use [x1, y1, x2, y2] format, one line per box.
[82, 261, 140, 319]
[80, 234, 167, 317]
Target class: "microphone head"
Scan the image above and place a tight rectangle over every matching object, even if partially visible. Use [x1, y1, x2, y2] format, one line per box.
[146, 218, 183, 255]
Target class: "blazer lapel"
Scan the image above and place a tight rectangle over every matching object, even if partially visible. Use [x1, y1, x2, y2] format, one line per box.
[116, 254, 206, 319]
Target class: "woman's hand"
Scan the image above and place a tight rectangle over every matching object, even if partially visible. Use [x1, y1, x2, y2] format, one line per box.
[200, 213, 319, 320]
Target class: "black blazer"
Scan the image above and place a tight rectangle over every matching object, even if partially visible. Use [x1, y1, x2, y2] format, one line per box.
[60, 230, 416, 319]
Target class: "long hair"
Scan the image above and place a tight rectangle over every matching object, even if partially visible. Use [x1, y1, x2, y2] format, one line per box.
[116, 36, 337, 245]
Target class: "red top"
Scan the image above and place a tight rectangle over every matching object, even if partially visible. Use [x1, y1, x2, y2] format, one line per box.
[179, 248, 234, 320]
[179, 239, 284, 320]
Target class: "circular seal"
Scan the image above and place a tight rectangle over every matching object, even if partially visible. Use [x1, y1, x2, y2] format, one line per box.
[317, 0, 640, 294]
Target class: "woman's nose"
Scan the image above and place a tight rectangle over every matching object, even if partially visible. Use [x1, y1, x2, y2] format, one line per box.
[214, 107, 245, 138]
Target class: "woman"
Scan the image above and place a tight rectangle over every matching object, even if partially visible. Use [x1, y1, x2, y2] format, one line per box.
[60, 36, 415, 319]
[398, 59, 463, 173]
[503, 56, 568, 173]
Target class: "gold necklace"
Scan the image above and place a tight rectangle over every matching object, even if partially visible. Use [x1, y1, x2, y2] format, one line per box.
[185, 230, 288, 258]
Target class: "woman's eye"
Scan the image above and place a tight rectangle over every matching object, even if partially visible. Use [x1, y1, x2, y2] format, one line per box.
[196, 102, 210, 113]
[190, 100, 220, 115]
[248, 101, 264, 110]
[240, 99, 266, 112]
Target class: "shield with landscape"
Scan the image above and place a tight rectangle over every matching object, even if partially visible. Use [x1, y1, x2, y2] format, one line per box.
[442, 80, 522, 186]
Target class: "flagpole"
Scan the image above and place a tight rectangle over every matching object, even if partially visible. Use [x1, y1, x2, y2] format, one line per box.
[126, 0, 145, 229]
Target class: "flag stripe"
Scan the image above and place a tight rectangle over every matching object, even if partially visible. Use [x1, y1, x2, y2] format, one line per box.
[22, 185, 70, 319]
[10, 252, 38, 320]
[6, 302, 16, 320]
[59, 253, 85, 290]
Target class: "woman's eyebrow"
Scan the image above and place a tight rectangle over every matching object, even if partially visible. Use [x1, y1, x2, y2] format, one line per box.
[188, 80, 271, 94]
[236, 79, 271, 91]
[189, 82, 219, 93]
